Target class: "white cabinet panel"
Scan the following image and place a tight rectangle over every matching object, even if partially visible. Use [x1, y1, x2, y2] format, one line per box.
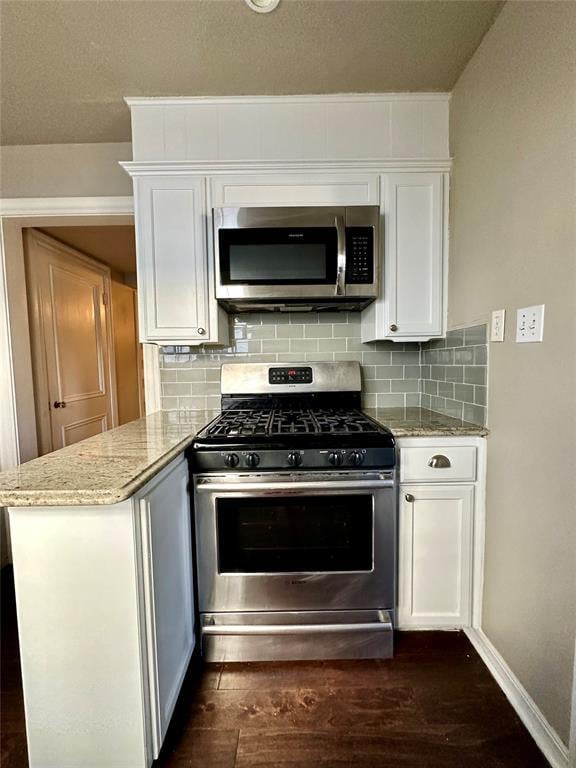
[362, 172, 445, 342]
[210, 174, 380, 207]
[138, 457, 194, 758]
[127, 96, 450, 163]
[134, 175, 219, 344]
[398, 484, 474, 628]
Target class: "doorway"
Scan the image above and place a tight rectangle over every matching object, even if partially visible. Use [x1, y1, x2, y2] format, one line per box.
[24, 224, 144, 455]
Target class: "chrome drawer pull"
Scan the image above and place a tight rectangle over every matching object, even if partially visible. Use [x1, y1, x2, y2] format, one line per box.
[428, 454, 451, 469]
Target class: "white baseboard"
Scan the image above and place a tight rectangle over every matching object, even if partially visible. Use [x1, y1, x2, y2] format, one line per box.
[465, 628, 569, 768]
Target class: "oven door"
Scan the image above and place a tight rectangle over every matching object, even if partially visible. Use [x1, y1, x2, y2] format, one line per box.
[214, 207, 345, 300]
[194, 471, 396, 613]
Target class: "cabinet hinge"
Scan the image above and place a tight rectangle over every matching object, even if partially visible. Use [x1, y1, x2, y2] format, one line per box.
[102, 292, 109, 306]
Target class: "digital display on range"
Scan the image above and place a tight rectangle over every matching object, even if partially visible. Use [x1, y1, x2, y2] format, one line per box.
[268, 367, 313, 385]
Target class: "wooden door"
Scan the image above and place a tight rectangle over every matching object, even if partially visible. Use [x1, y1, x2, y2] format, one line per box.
[111, 281, 143, 424]
[25, 229, 117, 454]
[398, 484, 474, 629]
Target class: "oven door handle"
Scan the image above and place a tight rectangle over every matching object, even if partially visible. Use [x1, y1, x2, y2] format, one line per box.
[195, 477, 394, 493]
[203, 615, 392, 636]
[334, 215, 346, 296]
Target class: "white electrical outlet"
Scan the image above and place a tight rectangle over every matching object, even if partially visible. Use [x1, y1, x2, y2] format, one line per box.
[490, 309, 506, 342]
[516, 304, 545, 343]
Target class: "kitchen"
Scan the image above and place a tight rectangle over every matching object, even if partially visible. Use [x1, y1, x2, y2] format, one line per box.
[0, 2, 574, 768]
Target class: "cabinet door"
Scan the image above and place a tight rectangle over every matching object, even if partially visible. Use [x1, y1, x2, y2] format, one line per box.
[398, 484, 473, 628]
[362, 173, 445, 342]
[385, 173, 444, 338]
[134, 175, 212, 343]
[139, 457, 194, 758]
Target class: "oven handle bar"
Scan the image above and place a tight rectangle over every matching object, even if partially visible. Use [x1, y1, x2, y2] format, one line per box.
[203, 620, 392, 636]
[195, 478, 394, 493]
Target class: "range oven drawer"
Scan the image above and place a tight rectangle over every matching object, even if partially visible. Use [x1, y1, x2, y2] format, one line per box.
[201, 610, 393, 662]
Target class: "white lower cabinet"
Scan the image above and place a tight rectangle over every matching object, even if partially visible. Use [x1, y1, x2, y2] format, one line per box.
[398, 484, 474, 628]
[8, 454, 194, 768]
[397, 438, 484, 630]
[137, 456, 195, 758]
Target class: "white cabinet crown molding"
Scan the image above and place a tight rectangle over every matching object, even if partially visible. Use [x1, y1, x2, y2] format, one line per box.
[0, 197, 134, 216]
[121, 160, 453, 176]
[124, 93, 451, 107]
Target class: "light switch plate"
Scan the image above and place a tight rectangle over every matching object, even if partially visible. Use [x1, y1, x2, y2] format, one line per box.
[516, 304, 545, 343]
[490, 309, 506, 342]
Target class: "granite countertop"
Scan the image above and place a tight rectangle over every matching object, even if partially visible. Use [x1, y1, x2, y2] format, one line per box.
[364, 407, 489, 438]
[0, 410, 219, 508]
[0, 407, 487, 508]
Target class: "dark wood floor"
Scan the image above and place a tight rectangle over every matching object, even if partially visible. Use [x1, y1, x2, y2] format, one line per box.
[1, 568, 549, 768]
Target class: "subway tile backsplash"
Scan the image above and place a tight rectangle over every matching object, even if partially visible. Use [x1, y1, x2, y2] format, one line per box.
[159, 315, 488, 426]
[420, 324, 488, 425]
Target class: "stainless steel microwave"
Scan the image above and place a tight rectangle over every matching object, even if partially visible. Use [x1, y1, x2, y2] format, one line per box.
[213, 206, 380, 312]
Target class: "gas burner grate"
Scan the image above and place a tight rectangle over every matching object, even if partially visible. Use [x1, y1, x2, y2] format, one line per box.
[269, 408, 318, 434]
[207, 409, 273, 437]
[205, 407, 385, 438]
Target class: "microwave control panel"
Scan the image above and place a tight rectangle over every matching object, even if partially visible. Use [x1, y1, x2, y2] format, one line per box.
[345, 227, 374, 284]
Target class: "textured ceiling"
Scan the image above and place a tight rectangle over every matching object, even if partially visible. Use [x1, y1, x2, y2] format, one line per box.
[39, 226, 137, 274]
[1, 0, 503, 146]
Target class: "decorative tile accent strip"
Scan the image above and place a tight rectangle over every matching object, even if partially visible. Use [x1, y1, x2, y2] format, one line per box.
[159, 312, 421, 411]
[420, 324, 488, 426]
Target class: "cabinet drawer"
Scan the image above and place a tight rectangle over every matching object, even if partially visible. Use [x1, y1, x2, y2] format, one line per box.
[400, 446, 477, 483]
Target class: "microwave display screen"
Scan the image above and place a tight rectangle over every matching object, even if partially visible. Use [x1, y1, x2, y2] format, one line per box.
[219, 227, 338, 285]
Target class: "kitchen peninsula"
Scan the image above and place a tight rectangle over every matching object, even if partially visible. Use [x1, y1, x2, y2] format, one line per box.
[0, 406, 486, 767]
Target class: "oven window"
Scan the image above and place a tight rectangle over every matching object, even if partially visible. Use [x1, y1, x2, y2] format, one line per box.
[219, 227, 338, 285]
[216, 495, 373, 573]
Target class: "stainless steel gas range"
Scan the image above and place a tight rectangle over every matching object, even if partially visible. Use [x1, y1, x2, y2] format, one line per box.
[191, 361, 397, 662]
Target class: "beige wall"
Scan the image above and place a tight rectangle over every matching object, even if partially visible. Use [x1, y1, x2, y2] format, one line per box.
[450, 1, 576, 745]
[0, 143, 132, 198]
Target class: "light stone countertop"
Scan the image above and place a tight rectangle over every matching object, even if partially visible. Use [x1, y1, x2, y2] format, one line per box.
[0, 410, 219, 508]
[0, 407, 487, 508]
[365, 407, 489, 438]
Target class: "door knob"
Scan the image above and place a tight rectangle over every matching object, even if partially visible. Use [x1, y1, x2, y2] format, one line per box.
[389, 324, 398, 332]
[428, 454, 451, 468]
[197, 327, 207, 336]
[53, 401, 67, 408]
[405, 493, 415, 502]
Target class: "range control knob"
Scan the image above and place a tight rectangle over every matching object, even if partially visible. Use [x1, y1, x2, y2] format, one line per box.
[245, 453, 260, 468]
[287, 451, 302, 467]
[328, 451, 344, 466]
[348, 451, 364, 467]
[224, 453, 239, 468]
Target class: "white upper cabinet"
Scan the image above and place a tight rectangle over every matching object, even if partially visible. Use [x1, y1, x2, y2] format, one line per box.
[362, 173, 446, 343]
[133, 175, 227, 345]
[124, 96, 451, 346]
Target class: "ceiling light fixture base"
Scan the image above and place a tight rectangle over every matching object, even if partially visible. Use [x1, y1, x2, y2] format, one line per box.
[244, 0, 281, 13]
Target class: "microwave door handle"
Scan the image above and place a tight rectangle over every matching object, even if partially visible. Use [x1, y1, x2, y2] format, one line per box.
[335, 215, 346, 296]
